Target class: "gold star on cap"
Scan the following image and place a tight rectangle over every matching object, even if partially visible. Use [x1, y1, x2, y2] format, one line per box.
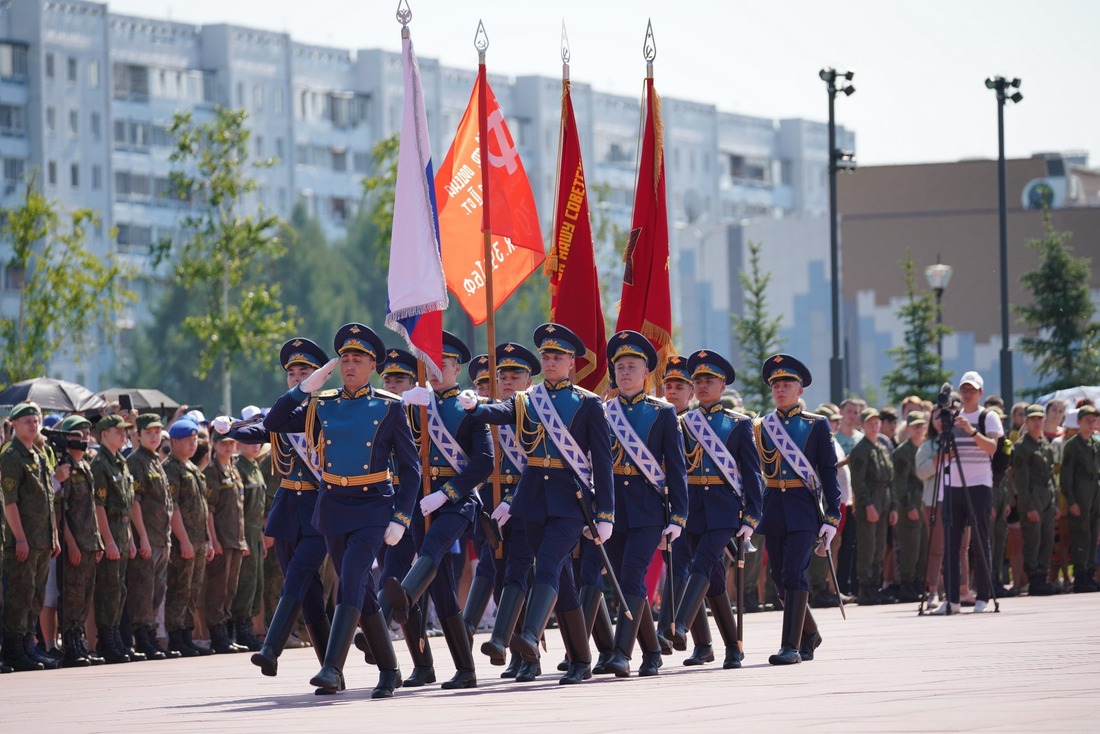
[545, 325, 556, 333]
[670, 356, 681, 364]
[388, 350, 399, 358]
[619, 332, 629, 340]
[478, 356, 487, 363]
[292, 339, 303, 347]
[774, 355, 784, 363]
[504, 344, 515, 352]
[698, 350, 708, 358]
[349, 325, 361, 334]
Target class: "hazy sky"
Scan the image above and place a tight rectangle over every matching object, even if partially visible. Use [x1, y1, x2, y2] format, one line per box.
[105, 0, 1098, 167]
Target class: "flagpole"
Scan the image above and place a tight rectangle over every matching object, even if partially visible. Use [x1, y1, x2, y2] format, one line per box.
[475, 22, 503, 545]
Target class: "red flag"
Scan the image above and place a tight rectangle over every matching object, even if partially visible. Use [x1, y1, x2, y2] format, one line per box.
[547, 79, 608, 393]
[435, 68, 544, 325]
[616, 76, 674, 372]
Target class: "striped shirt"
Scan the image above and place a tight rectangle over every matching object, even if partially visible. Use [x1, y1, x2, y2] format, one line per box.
[946, 408, 1003, 488]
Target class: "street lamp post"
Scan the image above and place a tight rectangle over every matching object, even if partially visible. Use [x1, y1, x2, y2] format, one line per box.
[986, 75, 1022, 404]
[925, 259, 954, 364]
[821, 67, 856, 405]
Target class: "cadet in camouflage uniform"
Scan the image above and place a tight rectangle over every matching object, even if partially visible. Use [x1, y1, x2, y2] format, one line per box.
[92, 414, 138, 664]
[203, 431, 248, 654]
[1013, 404, 1058, 596]
[164, 419, 214, 657]
[891, 412, 928, 602]
[1060, 404, 1100, 593]
[126, 414, 175, 660]
[1, 403, 62, 672]
[848, 408, 896, 605]
[231, 426, 267, 651]
[56, 415, 103, 668]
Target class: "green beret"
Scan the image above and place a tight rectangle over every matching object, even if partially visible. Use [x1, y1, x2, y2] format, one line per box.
[57, 415, 93, 432]
[9, 402, 42, 421]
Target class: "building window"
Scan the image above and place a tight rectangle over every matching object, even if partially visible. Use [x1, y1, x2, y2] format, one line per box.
[5, 266, 25, 291]
[353, 152, 371, 174]
[275, 137, 284, 160]
[0, 43, 29, 79]
[273, 87, 285, 115]
[69, 109, 78, 136]
[255, 136, 264, 158]
[0, 104, 26, 137]
[113, 63, 150, 102]
[3, 158, 25, 195]
[91, 112, 101, 140]
[67, 57, 77, 83]
[46, 107, 56, 133]
[331, 197, 349, 222]
[236, 82, 245, 107]
[70, 163, 79, 188]
[45, 52, 55, 79]
[92, 164, 102, 190]
[88, 60, 100, 89]
[331, 149, 347, 172]
[47, 161, 57, 185]
[327, 93, 369, 128]
[253, 84, 264, 111]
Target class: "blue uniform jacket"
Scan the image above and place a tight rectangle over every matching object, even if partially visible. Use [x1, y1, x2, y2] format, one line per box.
[469, 379, 614, 525]
[229, 422, 319, 542]
[407, 386, 492, 523]
[607, 393, 689, 531]
[264, 383, 420, 537]
[753, 406, 842, 536]
[682, 404, 764, 534]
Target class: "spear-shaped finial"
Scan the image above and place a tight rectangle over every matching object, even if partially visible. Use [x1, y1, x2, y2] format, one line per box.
[474, 20, 489, 63]
[643, 18, 656, 75]
[396, 0, 411, 38]
[561, 20, 570, 80]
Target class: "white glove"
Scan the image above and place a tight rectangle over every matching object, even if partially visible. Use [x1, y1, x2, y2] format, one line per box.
[663, 523, 682, 544]
[596, 521, 613, 544]
[300, 358, 339, 394]
[211, 416, 232, 435]
[736, 524, 754, 540]
[401, 385, 433, 407]
[819, 523, 837, 547]
[383, 521, 406, 546]
[491, 502, 511, 527]
[458, 389, 479, 410]
[419, 491, 448, 516]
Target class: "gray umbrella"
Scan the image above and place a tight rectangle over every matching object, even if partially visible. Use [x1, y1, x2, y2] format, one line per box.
[100, 388, 182, 412]
[0, 377, 108, 413]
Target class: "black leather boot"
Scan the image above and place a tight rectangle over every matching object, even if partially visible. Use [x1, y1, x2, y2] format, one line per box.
[309, 603, 359, 694]
[355, 591, 387, 666]
[168, 629, 198, 658]
[769, 589, 807, 665]
[252, 597, 301, 676]
[557, 605, 592, 685]
[361, 610, 402, 699]
[306, 615, 331, 667]
[185, 627, 212, 656]
[799, 606, 822, 661]
[118, 624, 145, 661]
[671, 573, 710, 649]
[510, 583, 557, 662]
[134, 625, 166, 661]
[579, 585, 614, 674]
[97, 626, 128, 664]
[481, 585, 524, 666]
[708, 591, 742, 669]
[385, 556, 437, 625]
[656, 575, 684, 654]
[209, 623, 235, 654]
[401, 603, 437, 687]
[149, 626, 179, 659]
[25, 633, 58, 669]
[60, 630, 90, 668]
[3, 634, 43, 671]
[636, 601, 663, 677]
[439, 613, 477, 689]
[604, 594, 645, 678]
[235, 618, 263, 652]
[515, 657, 542, 682]
[683, 600, 714, 665]
[462, 575, 495, 642]
[501, 653, 522, 678]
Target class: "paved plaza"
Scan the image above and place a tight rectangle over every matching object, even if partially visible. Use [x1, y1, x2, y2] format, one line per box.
[4, 593, 1096, 733]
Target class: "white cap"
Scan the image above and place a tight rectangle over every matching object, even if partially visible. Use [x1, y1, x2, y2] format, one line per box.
[240, 405, 262, 422]
[959, 371, 984, 390]
[184, 409, 207, 424]
[1064, 409, 1079, 430]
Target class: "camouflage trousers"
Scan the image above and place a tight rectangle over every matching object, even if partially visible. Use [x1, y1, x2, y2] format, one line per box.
[165, 543, 207, 632]
[126, 544, 169, 628]
[231, 534, 264, 621]
[204, 548, 243, 626]
[262, 541, 284, 625]
[2, 548, 50, 637]
[62, 549, 98, 632]
[94, 539, 130, 627]
[895, 516, 924, 582]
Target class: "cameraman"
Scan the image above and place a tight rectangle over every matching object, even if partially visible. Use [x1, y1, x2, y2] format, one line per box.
[934, 372, 1001, 615]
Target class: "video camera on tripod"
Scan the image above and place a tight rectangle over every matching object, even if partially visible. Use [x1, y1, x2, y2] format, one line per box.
[935, 382, 962, 426]
[41, 427, 89, 469]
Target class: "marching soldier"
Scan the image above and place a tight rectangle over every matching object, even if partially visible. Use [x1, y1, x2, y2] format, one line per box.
[126, 413, 174, 660]
[670, 351, 762, 670]
[754, 355, 841, 665]
[601, 331, 688, 678]
[262, 323, 421, 699]
[232, 412, 268, 652]
[91, 414, 138, 664]
[849, 408, 896, 605]
[203, 431, 248, 654]
[462, 323, 615, 686]
[462, 352, 495, 641]
[164, 418, 214, 657]
[56, 415, 103, 667]
[474, 343, 538, 681]
[1060, 404, 1100, 593]
[470, 354, 492, 398]
[389, 331, 492, 690]
[1, 403, 63, 672]
[1013, 404, 1058, 596]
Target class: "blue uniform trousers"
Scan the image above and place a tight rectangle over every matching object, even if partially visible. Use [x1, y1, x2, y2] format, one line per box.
[274, 534, 327, 626]
[765, 530, 817, 592]
[378, 532, 416, 585]
[685, 528, 735, 596]
[475, 519, 532, 595]
[579, 536, 604, 588]
[325, 527, 385, 614]
[413, 511, 471, 619]
[605, 526, 662, 599]
[525, 518, 584, 611]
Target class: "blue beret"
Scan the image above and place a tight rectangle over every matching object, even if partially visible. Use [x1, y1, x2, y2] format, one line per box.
[169, 419, 200, 439]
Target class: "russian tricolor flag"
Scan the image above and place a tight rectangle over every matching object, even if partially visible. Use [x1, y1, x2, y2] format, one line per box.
[385, 24, 447, 382]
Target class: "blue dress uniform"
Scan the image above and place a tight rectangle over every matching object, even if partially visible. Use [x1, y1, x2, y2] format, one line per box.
[467, 323, 614, 685]
[671, 350, 763, 670]
[601, 331, 689, 678]
[754, 354, 841, 666]
[264, 323, 420, 698]
[471, 343, 538, 678]
[230, 338, 332, 678]
[384, 331, 491, 690]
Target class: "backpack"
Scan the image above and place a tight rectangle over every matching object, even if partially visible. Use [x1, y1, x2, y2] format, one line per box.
[977, 409, 1012, 487]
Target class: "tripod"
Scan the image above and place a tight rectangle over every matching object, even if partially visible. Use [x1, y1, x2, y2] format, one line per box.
[917, 405, 1000, 615]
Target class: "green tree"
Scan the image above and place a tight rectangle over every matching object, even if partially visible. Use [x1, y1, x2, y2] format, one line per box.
[1, 179, 134, 383]
[731, 240, 784, 415]
[154, 107, 297, 413]
[1015, 212, 1100, 396]
[881, 252, 951, 403]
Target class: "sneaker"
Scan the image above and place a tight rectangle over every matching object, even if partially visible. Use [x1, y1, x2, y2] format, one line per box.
[928, 600, 961, 616]
[959, 591, 977, 606]
[972, 600, 992, 613]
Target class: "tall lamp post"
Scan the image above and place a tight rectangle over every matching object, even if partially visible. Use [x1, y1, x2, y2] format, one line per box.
[925, 259, 954, 364]
[821, 67, 856, 404]
[986, 75, 1022, 404]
